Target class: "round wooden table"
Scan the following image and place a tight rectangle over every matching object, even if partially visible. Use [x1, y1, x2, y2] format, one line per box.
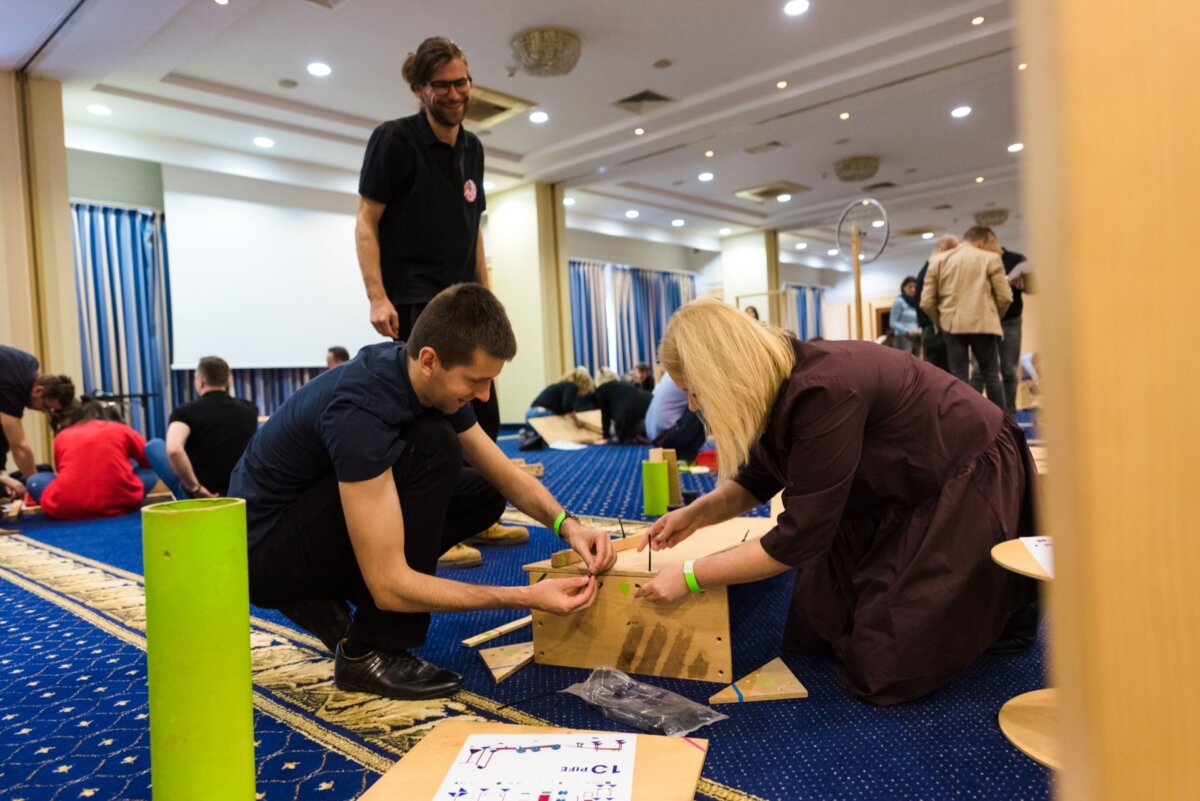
[991, 539, 1058, 770]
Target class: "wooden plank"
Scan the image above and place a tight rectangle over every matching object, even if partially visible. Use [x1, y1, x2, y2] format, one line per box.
[709, 657, 808, 704]
[2, 500, 21, 520]
[663, 449, 682, 506]
[997, 688, 1060, 770]
[526, 516, 775, 578]
[478, 641, 534, 682]
[358, 719, 707, 801]
[549, 534, 642, 568]
[461, 615, 532, 648]
[530, 575, 733, 682]
[528, 410, 603, 445]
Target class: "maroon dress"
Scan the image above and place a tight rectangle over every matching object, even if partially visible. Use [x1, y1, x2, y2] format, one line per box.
[734, 339, 1037, 705]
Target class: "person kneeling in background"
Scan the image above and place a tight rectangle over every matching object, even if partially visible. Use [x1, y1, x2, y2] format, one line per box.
[25, 400, 157, 520]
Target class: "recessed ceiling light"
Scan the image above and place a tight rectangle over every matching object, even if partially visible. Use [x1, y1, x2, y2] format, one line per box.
[1008, 142, 1024, 153]
[214, 0, 228, 5]
[698, 172, 714, 182]
[839, 112, 851, 120]
[795, 242, 807, 250]
[625, 210, 640, 219]
[971, 16, 985, 25]
[720, 227, 732, 236]
[704, 150, 715, 158]
[597, 166, 608, 174]
[951, 106, 972, 118]
[872, 220, 885, 228]
[776, 80, 788, 89]
[975, 176, 985, 183]
[777, 193, 792, 203]
[253, 136, 275, 148]
[922, 232, 935, 240]
[827, 249, 839, 256]
[671, 219, 685, 227]
[562, 197, 576, 207]
[783, 1, 810, 16]
[634, 127, 645, 136]
[86, 104, 112, 116]
[306, 62, 332, 77]
[1018, 63, 1028, 71]
[529, 111, 549, 124]
[482, 180, 496, 191]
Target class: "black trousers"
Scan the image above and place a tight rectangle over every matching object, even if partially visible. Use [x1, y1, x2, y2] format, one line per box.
[247, 417, 505, 650]
[396, 301, 500, 442]
[653, 409, 707, 462]
[944, 333, 1006, 412]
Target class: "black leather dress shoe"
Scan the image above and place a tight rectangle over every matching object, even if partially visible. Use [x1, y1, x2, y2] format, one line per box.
[277, 599, 352, 653]
[334, 644, 464, 700]
[988, 601, 1040, 653]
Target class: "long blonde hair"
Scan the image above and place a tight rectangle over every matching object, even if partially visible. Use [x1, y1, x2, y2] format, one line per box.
[659, 299, 795, 480]
[559, 366, 595, 396]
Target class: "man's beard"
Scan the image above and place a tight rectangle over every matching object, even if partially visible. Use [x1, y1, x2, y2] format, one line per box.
[424, 94, 469, 129]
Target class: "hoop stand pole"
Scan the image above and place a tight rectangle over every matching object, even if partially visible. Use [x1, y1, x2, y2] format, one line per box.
[852, 223, 864, 340]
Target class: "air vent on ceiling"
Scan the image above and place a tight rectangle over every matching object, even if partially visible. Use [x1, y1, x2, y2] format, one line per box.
[465, 85, 535, 129]
[900, 227, 936, 237]
[613, 90, 673, 114]
[975, 208, 1010, 226]
[298, 0, 352, 8]
[734, 180, 810, 204]
[931, 203, 953, 210]
[744, 140, 785, 156]
[863, 181, 896, 191]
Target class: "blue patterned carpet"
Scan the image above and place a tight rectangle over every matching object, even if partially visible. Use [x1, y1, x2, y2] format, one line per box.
[1, 441, 1050, 801]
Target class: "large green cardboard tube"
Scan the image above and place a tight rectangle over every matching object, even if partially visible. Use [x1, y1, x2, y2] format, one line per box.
[142, 498, 254, 800]
[642, 460, 669, 516]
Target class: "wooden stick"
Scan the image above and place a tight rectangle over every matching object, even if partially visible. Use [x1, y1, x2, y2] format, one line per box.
[549, 535, 642, 568]
[461, 615, 532, 648]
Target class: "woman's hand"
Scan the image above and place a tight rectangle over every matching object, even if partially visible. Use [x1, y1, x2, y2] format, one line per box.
[640, 503, 705, 552]
[526, 575, 598, 615]
[634, 563, 690, 604]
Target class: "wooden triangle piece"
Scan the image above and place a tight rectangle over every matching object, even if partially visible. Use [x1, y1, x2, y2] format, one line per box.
[708, 657, 808, 704]
[478, 641, 535, 683]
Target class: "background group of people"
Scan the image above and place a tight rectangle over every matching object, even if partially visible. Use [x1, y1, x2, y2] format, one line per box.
[523, 362, 707, 461]
[889, 225, 1032, 417]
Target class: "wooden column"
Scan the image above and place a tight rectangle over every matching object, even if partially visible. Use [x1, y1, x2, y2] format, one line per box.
[1018, 2, 1200, 799]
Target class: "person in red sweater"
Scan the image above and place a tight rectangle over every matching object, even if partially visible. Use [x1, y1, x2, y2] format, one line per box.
[25, 400, 157, 520]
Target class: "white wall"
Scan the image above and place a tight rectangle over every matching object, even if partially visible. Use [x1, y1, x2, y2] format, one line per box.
[67, 149, 163, 209]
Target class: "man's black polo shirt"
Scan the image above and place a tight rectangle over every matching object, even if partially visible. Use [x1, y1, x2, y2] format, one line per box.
[1002, 249, 1027, 321]
[228, 341, 476, 548]
[0, 345, 38, 466]
[359, 112, 486, 306]
[169, 390, 259, 495]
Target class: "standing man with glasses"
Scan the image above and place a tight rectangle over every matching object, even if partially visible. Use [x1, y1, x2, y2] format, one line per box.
[356, 36, 526, 567]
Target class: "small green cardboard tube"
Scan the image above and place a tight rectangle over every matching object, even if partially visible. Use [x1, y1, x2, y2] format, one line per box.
[142, 498, 254, 800]
[642, 460, 669, 516]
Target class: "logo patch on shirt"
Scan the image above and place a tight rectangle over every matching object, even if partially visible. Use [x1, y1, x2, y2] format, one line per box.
[463, 179, 477, 203]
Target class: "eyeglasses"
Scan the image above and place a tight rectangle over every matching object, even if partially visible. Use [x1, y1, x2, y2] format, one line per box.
[428, 77, 472, 94]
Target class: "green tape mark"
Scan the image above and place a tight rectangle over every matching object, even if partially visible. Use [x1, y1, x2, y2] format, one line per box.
[619, 582, 631, 596]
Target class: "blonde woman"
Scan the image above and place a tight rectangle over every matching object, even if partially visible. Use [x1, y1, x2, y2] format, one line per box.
[635, 299, 1038, 705]
[527, 367, 596, 420]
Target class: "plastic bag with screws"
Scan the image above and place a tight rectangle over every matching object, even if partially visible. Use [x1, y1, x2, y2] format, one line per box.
[561, 666, 728, 737]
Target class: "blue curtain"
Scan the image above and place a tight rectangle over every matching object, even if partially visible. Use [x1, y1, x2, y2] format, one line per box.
[568, 260, 609, 374]
[71, 204, 172, 439]
[782, 284, 826, 341]
[170, 368, 317, 417]
[575, 261, 696, 375]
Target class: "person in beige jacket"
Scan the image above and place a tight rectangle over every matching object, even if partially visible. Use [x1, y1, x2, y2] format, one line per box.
[919, 226, 1013, 411]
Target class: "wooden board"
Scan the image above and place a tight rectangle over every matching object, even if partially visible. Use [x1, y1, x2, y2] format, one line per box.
[461, 614, 532, 647]
[649, 448, 682, 506]
[549, 534, 642, 568]
[478, 641, 534, 682]
[358, 719, 708, 801]
[998, 688, 1060, 770]
[528, 410, 603, 445]
[526, 516, 776, 578]
[709, 657, 809, 704]
[530, 576, 733, 682]
[2, 500, 21, 519]
[991, 539, 1052, 582]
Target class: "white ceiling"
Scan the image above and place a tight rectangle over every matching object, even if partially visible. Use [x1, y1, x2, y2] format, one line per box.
[8, 0, 1029, 268]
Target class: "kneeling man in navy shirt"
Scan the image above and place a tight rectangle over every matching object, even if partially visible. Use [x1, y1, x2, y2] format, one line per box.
[229, 284, 614, 700]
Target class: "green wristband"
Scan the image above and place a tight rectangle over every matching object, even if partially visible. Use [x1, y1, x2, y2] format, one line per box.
[553, 510, 571, 540]
[683, 559, 703, 593]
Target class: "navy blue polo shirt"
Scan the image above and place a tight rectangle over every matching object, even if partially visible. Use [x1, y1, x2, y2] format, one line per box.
[0, 345, 38, 466]
[229, 341, 476, 548]
[359, 112, 486, 306]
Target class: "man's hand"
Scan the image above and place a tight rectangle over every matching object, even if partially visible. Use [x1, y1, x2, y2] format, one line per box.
[562, 521, 616, 574]
[1, 474, 25, 496]
[527, 575, 598, 615]
[907, 330, 920, 338]
[194, 486, 218, 499]
[634, 562, 690, 604]
[370, 296, 400, 339]
[641, 504, 707, 552]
